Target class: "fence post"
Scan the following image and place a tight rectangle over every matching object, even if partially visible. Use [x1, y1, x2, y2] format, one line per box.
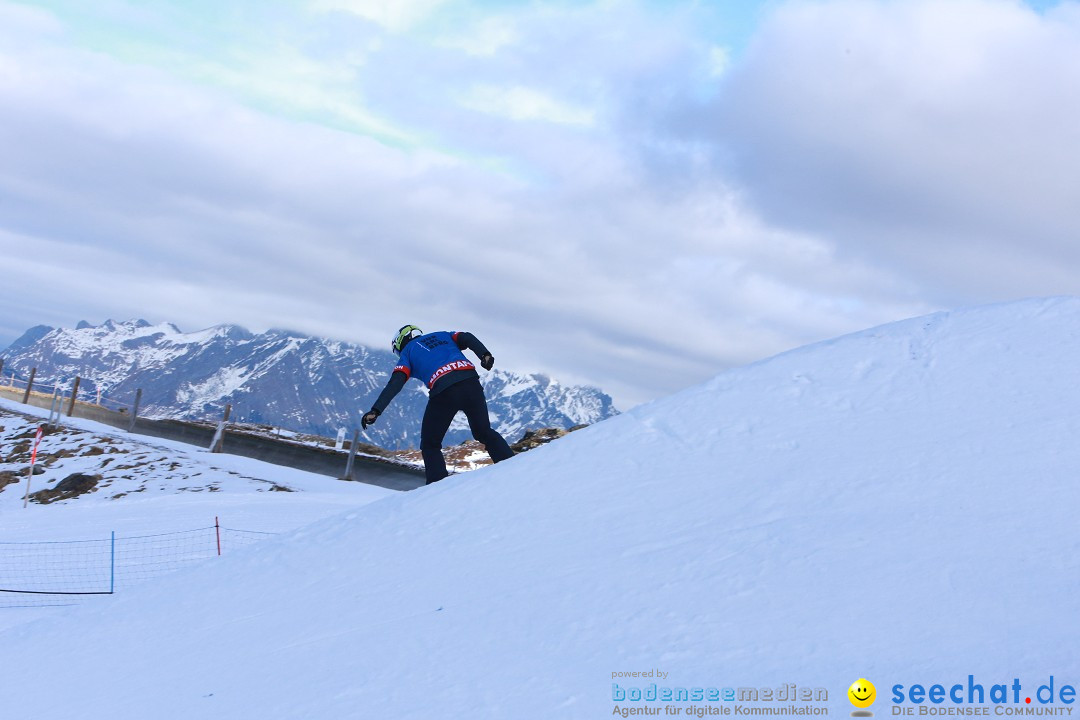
[215, 516, 222, 556]
[21, 367, 36, 404]
[110, 531, 116, 594]
[128, 388, 142, 432]
[343, 429, 360, 480]
[66, 376, 81, 416]
[210, 404, 231, 453]
[47, 387, 61, 428]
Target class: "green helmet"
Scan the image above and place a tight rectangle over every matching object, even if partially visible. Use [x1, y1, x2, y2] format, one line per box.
[392, 324, 423, 355]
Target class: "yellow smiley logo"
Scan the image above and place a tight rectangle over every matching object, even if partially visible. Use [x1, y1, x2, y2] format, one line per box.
[849, 679, 876, 709]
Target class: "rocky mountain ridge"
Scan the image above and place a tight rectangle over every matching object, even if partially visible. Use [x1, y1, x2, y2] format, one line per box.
[0, 320, 619, 448]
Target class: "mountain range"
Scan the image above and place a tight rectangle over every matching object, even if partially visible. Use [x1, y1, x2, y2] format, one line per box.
[0, 320, 619, 448]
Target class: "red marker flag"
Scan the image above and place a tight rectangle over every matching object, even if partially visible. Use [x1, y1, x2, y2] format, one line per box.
[30, 425, 43, 464]
[23, 425, 44, 508]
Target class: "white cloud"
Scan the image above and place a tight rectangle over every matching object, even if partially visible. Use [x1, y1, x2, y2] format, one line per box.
[708, 45, 730, 77]
[436, 16, 519, 56]
[708, 0, 1080, 305]
[308, 0, 449, 31]
[0, 0, 972, 408]
[460, 84, 596, 126]
[198, 45, 421, 145]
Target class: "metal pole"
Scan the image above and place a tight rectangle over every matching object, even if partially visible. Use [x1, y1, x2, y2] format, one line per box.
[343, 429, 360, 480]
[215, 516, 222, 556]
[128, 388, 142, 432]
[211, 404, 231, 453]
[110, 531, 116, 594]
[23, 466, 31, 509]
[47, 386, 60, 426]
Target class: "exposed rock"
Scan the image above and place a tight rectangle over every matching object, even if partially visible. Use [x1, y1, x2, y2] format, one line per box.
[511, 425, 586, 452]
[29, 473, 101, 504]
[391, 425, 587, 473]
[0, 470, 20, 490]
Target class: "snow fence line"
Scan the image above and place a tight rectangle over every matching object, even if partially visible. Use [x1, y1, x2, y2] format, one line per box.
[0, 368, 134, 415]
[0, 381, 426, 491]
[0, 518, 277, 609]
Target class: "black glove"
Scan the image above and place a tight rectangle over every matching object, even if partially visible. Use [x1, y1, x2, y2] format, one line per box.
[362, 409, 380, 429]
[480, 353, 494, 371]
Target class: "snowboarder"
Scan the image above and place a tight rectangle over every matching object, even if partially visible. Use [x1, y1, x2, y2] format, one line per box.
[362, 325, 515, 484]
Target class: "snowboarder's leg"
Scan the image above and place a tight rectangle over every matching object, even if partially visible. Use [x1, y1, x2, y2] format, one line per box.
[420, 394, 456, 484]
[458, 377, 514, 463]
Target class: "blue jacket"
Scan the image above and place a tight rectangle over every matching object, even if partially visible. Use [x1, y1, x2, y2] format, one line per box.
[371, 331, 491, 413]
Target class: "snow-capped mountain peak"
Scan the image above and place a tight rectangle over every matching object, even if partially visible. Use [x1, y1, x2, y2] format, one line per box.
[0, 321, 619, 448]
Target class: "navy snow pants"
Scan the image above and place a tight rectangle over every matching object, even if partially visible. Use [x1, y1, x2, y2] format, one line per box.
[421, 376, 514, 484]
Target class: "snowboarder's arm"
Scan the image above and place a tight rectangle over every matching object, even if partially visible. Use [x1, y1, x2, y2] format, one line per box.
[453, 331, 495, 369]
[371, 369, 408, 414]
[453, 331, 490, 357]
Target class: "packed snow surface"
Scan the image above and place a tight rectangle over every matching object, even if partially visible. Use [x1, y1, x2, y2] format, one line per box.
[4, 297, 1080, 719]
[0, 396, 394, 629]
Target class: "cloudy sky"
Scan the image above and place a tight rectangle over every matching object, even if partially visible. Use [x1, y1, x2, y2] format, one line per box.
[0, 0, 1076, 408]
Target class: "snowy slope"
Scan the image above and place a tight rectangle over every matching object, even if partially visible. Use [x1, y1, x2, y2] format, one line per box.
[0, 396, 393, 525]
[4, 297, 1080, 719]
[0, 397, 395, 629]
